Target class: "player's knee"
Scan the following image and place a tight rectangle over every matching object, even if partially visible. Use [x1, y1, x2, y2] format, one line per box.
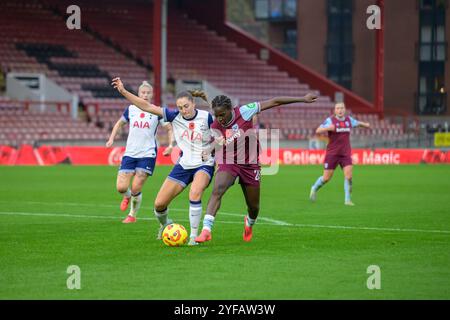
[116, 185, 129, 194]
[322, 176, 331, 183]
[154, 203, 167, 212]
[211, 186, 226, 199]
[131, 186, 142, 195]
[189, 188, 203, 202]
[131, 179, 145, 194]
[154, 198, 168, 212]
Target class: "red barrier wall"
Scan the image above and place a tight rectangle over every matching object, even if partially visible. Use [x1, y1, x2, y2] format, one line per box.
[1, 146, 449, 166]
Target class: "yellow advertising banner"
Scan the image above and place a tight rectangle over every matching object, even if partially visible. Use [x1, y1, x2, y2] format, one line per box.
[434, 132, 450, 147]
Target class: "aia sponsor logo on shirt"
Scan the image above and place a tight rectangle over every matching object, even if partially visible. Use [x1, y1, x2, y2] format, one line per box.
[181, 129, 202, 142]
[199, 122, 208, 131]
[132, 121, 150, 129]
[132, 111, 153, 129]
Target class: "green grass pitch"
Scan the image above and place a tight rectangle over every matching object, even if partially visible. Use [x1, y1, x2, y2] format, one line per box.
[0, 165, 449, 299]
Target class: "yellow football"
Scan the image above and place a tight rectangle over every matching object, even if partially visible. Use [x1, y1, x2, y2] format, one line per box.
[162, 223, 188, 247]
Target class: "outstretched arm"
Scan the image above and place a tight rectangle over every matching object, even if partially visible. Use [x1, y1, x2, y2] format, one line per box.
[111, 77, 163, 117]
[316, 124, 335, 134]
[357, 121, 371, 129]
[259, 93, 318, 112]
[162, 123, 176, 156]
[350, 116, 370, 129]
[106, 118, 126, 147]
[315, 117, 334, 134]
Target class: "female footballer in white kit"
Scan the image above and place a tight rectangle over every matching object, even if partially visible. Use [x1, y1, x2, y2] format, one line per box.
[112, 77, 215, 245]
[106, 81, 174, 223]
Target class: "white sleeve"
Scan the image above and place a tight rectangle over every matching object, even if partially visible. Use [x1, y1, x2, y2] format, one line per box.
[239, 102, 261, 121]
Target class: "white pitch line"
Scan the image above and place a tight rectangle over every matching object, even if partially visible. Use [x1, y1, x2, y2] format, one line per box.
[291, 223, 450, 234]
[0, 211, 274, 226]
[0, 210, 449, 235]
[0, 200, 290, 226]
[213, 211, 291, 226]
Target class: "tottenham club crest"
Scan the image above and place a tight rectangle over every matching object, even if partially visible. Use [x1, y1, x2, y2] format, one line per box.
[199, 122, 208, 131]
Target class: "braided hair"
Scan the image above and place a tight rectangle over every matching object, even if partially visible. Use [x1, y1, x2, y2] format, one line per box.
[211, 95, 232, 110]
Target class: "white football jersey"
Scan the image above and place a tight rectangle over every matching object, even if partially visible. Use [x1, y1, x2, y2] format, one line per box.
[121, 105, 167, 158]
[163, 108, 215, 169]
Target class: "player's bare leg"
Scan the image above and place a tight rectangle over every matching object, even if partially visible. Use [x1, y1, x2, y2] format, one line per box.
[310, 169, 334, 202]
[117, 172, 133, 211]
[187, 171, 211, 245]
[154, 178, 184, 239]
[196, 171, 236, 243]
[343, 165, 354, 206]
[123, 170, 148, 223]
[241, 184, 260, 242]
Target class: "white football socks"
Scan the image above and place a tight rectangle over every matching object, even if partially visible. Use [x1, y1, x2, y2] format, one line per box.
[202, 214, 215, 232]
[121, 188, 131, 198]
[154, 207, 169, 225]
[129, 192, 142, 217]
[189, 200, 202, 237]
[246, 215, 256, 227]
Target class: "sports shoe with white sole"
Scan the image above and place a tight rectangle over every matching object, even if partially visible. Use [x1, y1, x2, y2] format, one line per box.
[243, 216, 253, 242]
[188, 236, 198, 246]
[156, 219, 173, 240]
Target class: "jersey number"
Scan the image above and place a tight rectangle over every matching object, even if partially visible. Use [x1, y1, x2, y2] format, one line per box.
[254, 170, 261, 181]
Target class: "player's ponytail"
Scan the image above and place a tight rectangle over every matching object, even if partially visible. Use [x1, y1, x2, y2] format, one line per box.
[188, 90, 208, 103]
[176, 90, 208, 104]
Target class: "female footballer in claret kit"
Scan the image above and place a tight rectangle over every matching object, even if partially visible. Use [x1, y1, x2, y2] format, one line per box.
[309, 102, 370, 206]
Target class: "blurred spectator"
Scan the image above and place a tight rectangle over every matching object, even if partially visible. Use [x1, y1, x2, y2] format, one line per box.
[309, 133, 328, 150]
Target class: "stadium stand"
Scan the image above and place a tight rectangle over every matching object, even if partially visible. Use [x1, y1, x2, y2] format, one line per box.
[0, 0, 415, 147]
[0, 97, 108, 147]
